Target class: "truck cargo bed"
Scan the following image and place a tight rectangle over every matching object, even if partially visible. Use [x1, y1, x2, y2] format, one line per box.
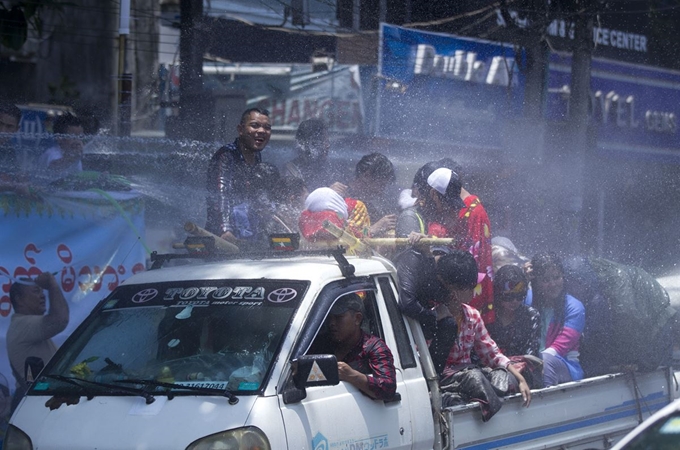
[445, 368, 676, 449]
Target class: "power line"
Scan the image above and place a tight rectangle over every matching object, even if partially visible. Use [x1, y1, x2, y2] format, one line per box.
[403, 2, 502, 28]
[7, 0, 672, 60]
[18, 33, 182, 57]
[506, 1, 680, 17]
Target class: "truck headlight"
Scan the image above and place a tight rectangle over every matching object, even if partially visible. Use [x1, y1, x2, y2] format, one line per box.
[3, 425, 33, 450]
[185, 426, 271, 450]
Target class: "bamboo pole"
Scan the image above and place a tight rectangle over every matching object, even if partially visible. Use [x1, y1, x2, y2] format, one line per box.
[364, 237, 455, 246]
[321, 220, 373, 256]
[319, 221, 455, 253]
[184, 222, 240, 254]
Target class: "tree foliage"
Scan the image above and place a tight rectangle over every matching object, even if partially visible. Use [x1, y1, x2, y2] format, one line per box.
[0, 0, 68, 51]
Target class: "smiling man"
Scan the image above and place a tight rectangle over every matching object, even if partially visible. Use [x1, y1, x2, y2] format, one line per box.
[205, 108, 272, 242]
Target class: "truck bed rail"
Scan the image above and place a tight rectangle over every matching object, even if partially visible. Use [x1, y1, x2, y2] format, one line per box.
[446, 368, 675, 450]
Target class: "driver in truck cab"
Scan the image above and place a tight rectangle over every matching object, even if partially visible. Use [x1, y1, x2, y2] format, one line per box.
[311, 293, 397, 400]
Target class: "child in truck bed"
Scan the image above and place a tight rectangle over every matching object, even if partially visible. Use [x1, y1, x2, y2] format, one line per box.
[435, 251, 531, 421]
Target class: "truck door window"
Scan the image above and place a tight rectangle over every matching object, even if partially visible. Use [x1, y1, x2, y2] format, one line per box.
[360, 291, 385, 340]
[378, 277, 417, 369]
[308, 291, 384, 354]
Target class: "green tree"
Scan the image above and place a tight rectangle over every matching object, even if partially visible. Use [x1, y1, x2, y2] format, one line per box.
[0, 0, 68, 51]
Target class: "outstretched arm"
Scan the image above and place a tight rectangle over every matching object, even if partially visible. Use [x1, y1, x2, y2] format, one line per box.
[506, 363, 532, 407]
[338, 338, 396, 400]
[337, 362, 376, 398]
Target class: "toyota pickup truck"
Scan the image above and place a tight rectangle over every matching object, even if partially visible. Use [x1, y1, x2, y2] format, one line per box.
[5, 247, 677, 450]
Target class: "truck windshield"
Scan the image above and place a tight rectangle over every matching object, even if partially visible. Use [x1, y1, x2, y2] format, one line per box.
[30, 279, 308, 397]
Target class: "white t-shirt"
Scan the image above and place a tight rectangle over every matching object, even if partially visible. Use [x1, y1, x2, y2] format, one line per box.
[6, 314, 59, 388]
[37, 145, 82, 179]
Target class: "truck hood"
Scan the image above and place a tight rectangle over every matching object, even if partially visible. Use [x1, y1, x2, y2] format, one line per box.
[11, 394, 259, 449]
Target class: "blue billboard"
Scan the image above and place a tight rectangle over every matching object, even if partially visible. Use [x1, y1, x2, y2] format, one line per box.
[547, 53, 680, 162]
[378, 24, 526, 148]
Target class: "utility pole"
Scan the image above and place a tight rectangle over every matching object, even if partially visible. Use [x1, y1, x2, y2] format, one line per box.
[569, 9, 593, 130]
[174, 0, 207, 141]
[565, 6, 594, 254]
[523, 42, 549, 119]
[496, 1, 549, 119]
[117, 0, 132, 136]
[498, 0, 595, 255]
[352, 0, 360, 30]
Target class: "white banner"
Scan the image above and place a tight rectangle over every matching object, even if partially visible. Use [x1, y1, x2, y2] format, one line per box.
[0, 190, 146, 393]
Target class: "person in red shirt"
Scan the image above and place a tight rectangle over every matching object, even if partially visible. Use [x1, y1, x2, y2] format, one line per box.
[457, 187, 494, 323]
[298, 187, 371, 242]
[426, 165, 495, 324]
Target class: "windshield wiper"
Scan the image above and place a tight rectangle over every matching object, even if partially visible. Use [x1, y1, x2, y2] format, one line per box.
[39, 374, 95, 400]
[115, 378, 239, 405]
[42, 374, 155, 404]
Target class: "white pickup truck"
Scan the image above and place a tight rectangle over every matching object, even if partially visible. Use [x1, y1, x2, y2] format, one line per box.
[6, 248, 677, 450]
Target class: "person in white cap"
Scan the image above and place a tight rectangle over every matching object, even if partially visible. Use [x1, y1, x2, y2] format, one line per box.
[425, 167, 466, 231]
[427, 165, 495, 325]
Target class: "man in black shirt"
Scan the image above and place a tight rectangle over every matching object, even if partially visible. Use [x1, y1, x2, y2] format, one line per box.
[205, 108, 272, 241]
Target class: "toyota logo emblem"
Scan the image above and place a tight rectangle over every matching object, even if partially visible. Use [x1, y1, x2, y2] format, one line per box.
[267, 288, 297, 303]
[132, 288, 159, 303]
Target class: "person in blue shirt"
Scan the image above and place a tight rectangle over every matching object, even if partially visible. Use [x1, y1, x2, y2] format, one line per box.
[525, 252, 586, 387]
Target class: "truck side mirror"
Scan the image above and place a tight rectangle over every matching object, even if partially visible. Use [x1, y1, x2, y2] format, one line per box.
[292, 355, 339, 389]
[283, 355, 340, 404]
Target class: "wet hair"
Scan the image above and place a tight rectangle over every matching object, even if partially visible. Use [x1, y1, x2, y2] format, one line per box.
[52, 113, 83, 135]
[295, 119, 327, 145]
[435, 250, 478, 290]
[491, 244, 529, 273]
[412, 160, 441, 194]
[493, 264, 529, 307]
[240, 108, 270, 124]
[0, 103, 22, 123]
[530, 252, 568, 323]
[355, 152, 395, 183]
[531, 252, 565, 279]
[412, 160, 463, 203]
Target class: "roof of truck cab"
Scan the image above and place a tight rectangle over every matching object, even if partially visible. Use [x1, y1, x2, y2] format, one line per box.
[122, 254, 396, 285]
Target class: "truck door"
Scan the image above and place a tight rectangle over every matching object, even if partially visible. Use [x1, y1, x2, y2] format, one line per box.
[279, 283, 413, 450]
[376, 276, 434, 450]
